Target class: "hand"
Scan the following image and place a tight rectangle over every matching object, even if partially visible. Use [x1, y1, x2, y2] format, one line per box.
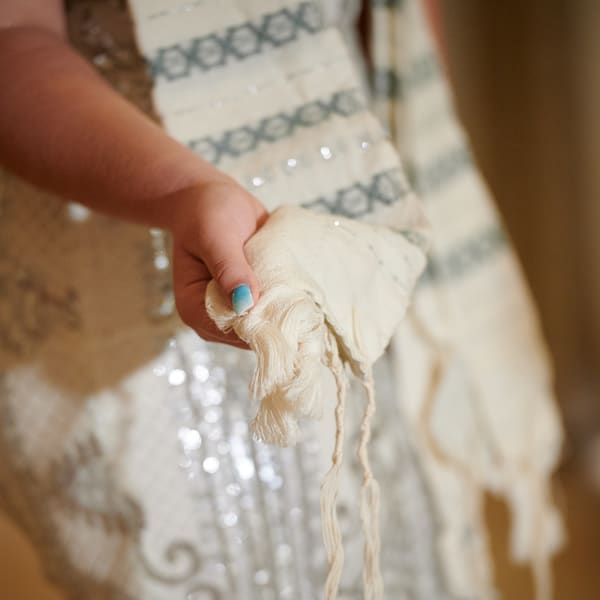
[169, 180, 268, 349]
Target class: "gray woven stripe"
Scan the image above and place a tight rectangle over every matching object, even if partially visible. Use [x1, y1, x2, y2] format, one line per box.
[408, 146, 473, 197]
[149, 2, 323, 82]
[302, 169, 410, 219]
[189, 89, 366, 165]
[371, 53, 438, 100]
[371, 0, 406, 8]
[421, 225, 507, 284]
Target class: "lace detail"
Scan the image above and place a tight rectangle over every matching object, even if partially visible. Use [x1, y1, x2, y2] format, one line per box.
[0, 328, 452, 599]
[48, 433, 145, 536]
[0, 260, 81, 357]
[0, 173, 84, 358]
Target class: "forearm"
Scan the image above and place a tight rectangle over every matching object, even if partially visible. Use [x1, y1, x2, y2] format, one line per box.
[0, 26, 228, 230]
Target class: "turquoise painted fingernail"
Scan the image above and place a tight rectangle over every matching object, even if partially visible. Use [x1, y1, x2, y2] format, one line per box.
[232, 284, 254, 315]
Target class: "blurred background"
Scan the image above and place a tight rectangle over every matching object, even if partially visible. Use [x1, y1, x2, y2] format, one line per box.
[1, 1, 599, 598]
[441, 1, 600, 598]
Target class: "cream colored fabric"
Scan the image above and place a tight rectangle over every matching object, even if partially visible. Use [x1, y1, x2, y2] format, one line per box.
[370, 1, 564, 598]
[206, 205, 426, 446]
[127, 0, 423, 223]
[128, 0, 564, 598]
[205, 205, 427, 599]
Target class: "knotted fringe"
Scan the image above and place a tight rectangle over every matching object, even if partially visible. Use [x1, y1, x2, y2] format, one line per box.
[206, 283, 384, 599]
[208, 285, 327, 446]
[321, 345, 383, 600]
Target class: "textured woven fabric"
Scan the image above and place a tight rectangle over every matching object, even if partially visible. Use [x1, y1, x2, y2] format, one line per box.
[369, 1, 564, 598]
[205, 204, 426, 445]
[205, 205, 427, 599]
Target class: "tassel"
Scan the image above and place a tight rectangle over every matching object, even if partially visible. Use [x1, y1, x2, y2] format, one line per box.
[359, 375, 384, 600]
[206, 281, 385, 598]
[321, 331, 347, 599]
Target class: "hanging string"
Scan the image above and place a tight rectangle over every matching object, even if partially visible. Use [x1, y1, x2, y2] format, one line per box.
[320, 332, 348, 599]
[358, 373, 383, 600]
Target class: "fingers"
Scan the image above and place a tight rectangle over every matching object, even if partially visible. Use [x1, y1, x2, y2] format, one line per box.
[170, 183, 266, 344]
[198, 229, 259, 316]
[178, 279, 250, 349]
[173, 246, 250, 349]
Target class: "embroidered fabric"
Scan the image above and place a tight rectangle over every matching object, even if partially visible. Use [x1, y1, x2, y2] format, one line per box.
[0, 1, 452, 599]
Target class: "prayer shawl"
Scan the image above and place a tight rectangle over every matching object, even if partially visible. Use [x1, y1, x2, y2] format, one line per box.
[370, 2, 564, 598]
[205, 205, 427, 598]
[128, 0, 564, 598]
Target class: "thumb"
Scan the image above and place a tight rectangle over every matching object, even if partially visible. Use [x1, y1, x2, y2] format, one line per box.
[200, 232, 259, 315]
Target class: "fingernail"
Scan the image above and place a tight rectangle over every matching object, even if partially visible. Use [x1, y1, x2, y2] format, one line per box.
[232, 284, 254, 315]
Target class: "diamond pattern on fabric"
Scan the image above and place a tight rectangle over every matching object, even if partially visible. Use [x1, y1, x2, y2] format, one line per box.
[302, 169, 410, 218]
[189, 89, 365, 165]
[150, 2, 323, 81]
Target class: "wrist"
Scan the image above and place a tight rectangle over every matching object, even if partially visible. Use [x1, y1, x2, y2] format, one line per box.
[165, 179, 267, 261]
[158, 177, 246, 238]
[143, 157, 234, 231]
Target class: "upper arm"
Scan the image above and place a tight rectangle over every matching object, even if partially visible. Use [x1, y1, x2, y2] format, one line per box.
[0, 0, 65, 37]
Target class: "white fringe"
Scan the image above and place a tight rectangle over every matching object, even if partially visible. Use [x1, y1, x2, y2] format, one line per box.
[208, 284, 327, 446]
[206, 282, 383, 599]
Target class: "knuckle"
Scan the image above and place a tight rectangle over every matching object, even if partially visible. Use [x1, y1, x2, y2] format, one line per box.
[212, 259, 240, 287]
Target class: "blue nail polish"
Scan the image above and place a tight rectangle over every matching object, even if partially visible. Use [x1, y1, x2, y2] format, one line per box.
[232, 284, 254, 315]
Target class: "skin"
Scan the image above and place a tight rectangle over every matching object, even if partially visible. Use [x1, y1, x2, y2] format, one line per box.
[0, 1, 267, 349]
[0, 0, 442, 349]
